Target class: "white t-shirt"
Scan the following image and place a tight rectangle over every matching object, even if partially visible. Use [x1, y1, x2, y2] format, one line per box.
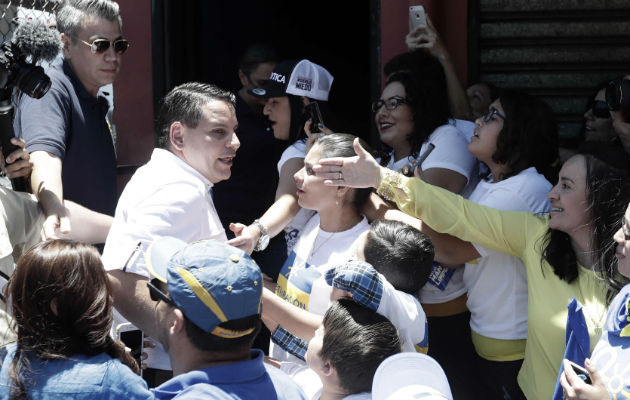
[377, 276, 428, 353]
[465, 167, 551, 339]
[280, 363, 372, 400]
[271, 214, 370, 362]
[101, 148, 227, 369]
[276, 139, 316, 254]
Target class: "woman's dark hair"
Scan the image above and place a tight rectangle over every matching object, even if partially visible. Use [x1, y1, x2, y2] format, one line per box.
[313, 133, 375, 212]
[364, 220, 434, 294]
[490, 90, 559, 183]
[541, 154, 630, 301]
[320, 298, 400, 395]
[378, 50, 451, 162]
[7, 240, 139, 399]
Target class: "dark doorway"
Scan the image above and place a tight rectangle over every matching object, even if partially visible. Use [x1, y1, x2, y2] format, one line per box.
[152, 0, 373, 142]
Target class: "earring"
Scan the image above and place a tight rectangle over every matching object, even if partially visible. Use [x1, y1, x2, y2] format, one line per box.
[335, 199, 339, 206]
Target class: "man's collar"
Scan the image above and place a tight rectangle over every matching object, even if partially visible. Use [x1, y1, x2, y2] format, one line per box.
[61, 58, 99, 100]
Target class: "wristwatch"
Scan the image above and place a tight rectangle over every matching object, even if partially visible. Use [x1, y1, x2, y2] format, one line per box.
[251, 219, 270, 252]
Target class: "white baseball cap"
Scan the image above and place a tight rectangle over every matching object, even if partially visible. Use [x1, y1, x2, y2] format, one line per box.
[372, 353, 453, 400]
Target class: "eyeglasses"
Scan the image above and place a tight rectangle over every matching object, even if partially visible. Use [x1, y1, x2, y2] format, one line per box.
[372, 96, 409, 113]
[482, 108, 506, 123]
[75, 37, 130, 55]
[147, 278, 176, 306]
[590, 100, 611, 119]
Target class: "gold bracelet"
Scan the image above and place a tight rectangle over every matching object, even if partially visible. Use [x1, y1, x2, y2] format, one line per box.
[376, 169, 404, 202]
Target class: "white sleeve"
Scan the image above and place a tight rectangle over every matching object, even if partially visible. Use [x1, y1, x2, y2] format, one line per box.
[277, 141, 307, 174]
[376, 275, 428, 352]
[102, 182, 221, 277]
[420, 125, 477, 182]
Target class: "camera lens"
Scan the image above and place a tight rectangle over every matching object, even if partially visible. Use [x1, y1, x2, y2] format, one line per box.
[15, 64, 51, 99]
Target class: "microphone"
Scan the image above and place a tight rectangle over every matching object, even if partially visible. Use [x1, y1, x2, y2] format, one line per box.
[11, 19, 62, 63]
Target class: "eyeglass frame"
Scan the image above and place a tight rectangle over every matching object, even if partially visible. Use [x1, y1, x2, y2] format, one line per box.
[371, 96, 409, 113]
[147, 278, 176, 307]
[72, 36, 131, 55]
[481, 107, 506, 123]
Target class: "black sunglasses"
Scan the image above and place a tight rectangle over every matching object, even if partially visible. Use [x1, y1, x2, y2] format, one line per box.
[75, 37, 130, 55]
[590, 100, 610, 119]
[482, 108, 505, 123]
[372, 96, 409, 113]
[147, 278, 175, 306]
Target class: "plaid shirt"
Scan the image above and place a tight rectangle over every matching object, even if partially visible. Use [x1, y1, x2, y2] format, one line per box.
[271, 326, 308, 360]
[325, 260, 383, 311]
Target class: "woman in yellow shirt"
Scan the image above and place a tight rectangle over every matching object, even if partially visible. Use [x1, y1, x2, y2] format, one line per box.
[313, 145, 630, 399]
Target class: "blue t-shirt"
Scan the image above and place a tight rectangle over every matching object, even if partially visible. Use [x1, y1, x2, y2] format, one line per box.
[590, 284, 630, 399]
[0, 344, 153, 399]
[151, 349, 307, 400]
[14, 56, 118, 216]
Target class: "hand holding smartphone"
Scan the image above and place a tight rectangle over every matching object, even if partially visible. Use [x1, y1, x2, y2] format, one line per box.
[568, 360, 592, 385]
[409, 5, 427, 30]
[305, 102, 325, 133]
[116, 323, 144, 375]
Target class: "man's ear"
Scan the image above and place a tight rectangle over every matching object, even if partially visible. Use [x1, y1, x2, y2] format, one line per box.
[61, 33, 72, 58]
[321, 360, 336, 377]
[171, 308, 186, 335]
[237, 69, 249, 87]
[169, 122, 185, 151]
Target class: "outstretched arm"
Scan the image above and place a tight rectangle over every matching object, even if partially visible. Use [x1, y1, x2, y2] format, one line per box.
[227, 157, 303, 254]
[406, 16, 471, 120]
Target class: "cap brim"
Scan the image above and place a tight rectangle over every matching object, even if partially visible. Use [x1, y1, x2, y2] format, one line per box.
[248, 86, 286, 98]
[146, 237, 187, 283]
[372, 353, 452, 400]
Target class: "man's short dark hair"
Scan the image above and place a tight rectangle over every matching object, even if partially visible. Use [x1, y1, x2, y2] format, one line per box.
[239, 43, 278, 78]
[156, 82, 236, 149]
[56, 0, 122, 40]
[184, 314, 261, 354]
[320, 299, 400, 395]
[363, 220, 434, 294]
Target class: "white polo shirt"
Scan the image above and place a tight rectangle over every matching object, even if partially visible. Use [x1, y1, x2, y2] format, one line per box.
[102, 148, 227, 276]
[102, 149, 227, 370]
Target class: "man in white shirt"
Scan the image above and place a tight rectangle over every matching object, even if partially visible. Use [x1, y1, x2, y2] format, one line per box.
[103, 82, 240, 355]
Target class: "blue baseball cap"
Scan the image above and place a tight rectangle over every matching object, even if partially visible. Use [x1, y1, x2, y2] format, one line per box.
[146, 237, 263, 338]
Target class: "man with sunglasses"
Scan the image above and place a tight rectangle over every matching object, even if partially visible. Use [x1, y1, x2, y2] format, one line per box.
[14, 0, 129, 241]
[144, 237, 306, 399]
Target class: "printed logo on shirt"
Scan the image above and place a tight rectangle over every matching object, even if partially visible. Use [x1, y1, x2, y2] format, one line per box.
[276, 251, 322, 310]
[294, 77, 312, 92]
[428, 262, 454, 291]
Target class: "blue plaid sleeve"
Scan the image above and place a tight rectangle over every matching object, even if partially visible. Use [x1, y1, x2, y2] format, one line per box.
[271, 326, 307, 360]
[325, 260, 383, 311]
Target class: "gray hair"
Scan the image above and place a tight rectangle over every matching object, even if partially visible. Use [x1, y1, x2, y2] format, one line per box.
[157, 82, 237, 149]
[56, 0, 122, 39]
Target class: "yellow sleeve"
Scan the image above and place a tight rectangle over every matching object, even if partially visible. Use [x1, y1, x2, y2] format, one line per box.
[377, 169, 548, 259]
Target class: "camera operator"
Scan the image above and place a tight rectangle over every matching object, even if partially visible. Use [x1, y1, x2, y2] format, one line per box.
[14, 0, 128, 240]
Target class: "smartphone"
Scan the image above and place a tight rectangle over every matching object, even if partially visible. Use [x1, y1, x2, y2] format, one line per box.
[409, 5, 427, 30]
[117, 324, 144, 375]
[305, 101, 325, 133]
[568, 361, 592, 385]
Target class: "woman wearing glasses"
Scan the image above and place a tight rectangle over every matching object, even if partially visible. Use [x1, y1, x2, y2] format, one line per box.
[372, 56, 479, 399]
[0, 239, 152, 399]
[313, 123, 630, 399]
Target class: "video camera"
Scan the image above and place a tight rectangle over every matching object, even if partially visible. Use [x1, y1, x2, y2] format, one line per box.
[0, 19, 60, 191]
